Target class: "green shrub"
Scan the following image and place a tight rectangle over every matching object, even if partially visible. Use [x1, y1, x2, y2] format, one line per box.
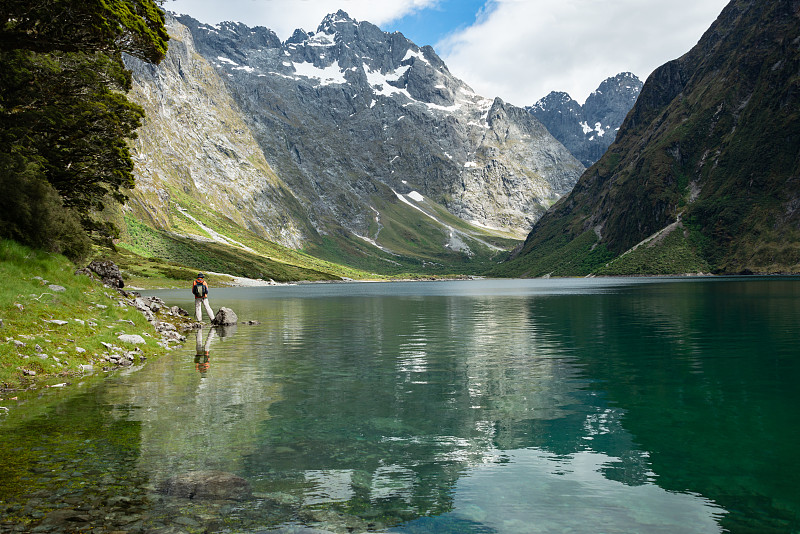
[0, 151, 91, 262]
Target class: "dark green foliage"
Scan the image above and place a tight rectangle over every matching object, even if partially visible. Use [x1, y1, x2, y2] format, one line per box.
[0, 0, 168, 249]
[0, 0, 168, 63]
[0, 150, 91, 262]
[0, 49, 144, 216]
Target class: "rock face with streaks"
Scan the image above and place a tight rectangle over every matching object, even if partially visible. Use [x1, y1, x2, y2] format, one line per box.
[125, 17, 312, 249]
[125, 10, 584, 262]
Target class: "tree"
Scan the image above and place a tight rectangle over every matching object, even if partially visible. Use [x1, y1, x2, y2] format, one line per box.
[2, 50, 144, 212]
[0, 0, 168, 63]
[0, 149, 92, 261]
[0, 0, 168, 252]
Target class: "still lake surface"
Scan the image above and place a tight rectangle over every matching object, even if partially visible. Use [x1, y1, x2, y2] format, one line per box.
[1, 277, 799, 533]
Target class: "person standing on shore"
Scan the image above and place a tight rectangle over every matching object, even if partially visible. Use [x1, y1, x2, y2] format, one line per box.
[192, 273, 215, 322]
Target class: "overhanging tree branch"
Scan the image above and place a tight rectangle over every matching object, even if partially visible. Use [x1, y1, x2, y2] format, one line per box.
[0, 0, 168, 63]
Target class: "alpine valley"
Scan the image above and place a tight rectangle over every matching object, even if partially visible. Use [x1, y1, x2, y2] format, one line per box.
[120, 10, 586, 279]
[498, 0, 800, 277]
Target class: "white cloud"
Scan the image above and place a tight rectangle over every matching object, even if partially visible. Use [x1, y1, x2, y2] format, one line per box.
[164, 0, 730, 107]
[165, 0, 440, 40]
[436, 0, 730, 106]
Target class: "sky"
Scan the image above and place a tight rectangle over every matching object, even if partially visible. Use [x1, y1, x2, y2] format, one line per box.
[163, 0, 730, 105]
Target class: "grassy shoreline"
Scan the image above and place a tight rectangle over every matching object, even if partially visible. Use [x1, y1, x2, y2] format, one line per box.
[0, 240, 193, 394]
[0, 235, 474, 396]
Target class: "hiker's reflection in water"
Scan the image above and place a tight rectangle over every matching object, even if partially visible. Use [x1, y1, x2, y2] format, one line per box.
[194, 327, 216, 378]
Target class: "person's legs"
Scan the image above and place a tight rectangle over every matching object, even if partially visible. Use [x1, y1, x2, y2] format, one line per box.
[195, 298, 203, 321]
[203, 298, 214, 321]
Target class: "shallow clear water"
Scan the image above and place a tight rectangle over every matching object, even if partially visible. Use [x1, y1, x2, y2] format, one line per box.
[1, 277, 799, 533]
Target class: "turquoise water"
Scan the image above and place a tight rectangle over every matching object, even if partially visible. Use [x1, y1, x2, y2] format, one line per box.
[1, 277, 799, 533]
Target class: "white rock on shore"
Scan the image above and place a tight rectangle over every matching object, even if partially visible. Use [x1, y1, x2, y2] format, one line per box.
[118, 334, 146, 345]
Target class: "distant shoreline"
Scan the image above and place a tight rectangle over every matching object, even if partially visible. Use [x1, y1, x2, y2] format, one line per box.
[130, 271, 800, 292]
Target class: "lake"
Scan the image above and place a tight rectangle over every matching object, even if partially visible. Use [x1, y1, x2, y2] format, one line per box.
[1, 277, 799, 533]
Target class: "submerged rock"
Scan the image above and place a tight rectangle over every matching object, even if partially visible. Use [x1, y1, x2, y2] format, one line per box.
[158, 470, 252, 501]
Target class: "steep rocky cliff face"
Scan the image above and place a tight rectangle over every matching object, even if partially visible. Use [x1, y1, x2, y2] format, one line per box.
[125, 18, 313, 249]
[128, 10, 583, 267]
[503, 0, 800, 276]
[528, 73, 642, 167]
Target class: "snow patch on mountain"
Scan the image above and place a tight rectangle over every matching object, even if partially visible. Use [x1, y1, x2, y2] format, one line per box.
[293, 60, 347, 85]
[366, 65, 411, 96]
[528, 73, 642, 167]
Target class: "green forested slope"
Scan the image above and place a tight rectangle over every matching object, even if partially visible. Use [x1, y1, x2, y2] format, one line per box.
[498, 0, 800, 277]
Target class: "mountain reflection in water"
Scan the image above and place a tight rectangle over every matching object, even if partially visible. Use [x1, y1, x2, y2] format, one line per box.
[0, 278, 797, 533]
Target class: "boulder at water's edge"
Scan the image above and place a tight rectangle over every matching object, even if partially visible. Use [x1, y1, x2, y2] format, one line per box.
[212, 307, 238, 326]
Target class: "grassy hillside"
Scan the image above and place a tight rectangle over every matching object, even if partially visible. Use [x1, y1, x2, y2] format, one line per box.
[119, 215, 346, 284]
[114, 178, 521, 284]
[304, 191, 519, 277]
[492, 220, 713, 278]
[0, 240, 172, 391]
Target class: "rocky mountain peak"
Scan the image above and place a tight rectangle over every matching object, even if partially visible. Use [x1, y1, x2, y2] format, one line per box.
[487, 97, 507, 122]
[527, 72, 643, 167]
[285, 28, 310, 45]
[590, 72, 641, 97]
[317, 10, 357, 34]
[130, 12, 584, 268]
[193, 17, 281, 49]
[584, 72, 642, 132]
[529, 91, 578, 113]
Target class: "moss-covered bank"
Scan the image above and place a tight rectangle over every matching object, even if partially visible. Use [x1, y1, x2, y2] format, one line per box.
[0, 240, 188, 393]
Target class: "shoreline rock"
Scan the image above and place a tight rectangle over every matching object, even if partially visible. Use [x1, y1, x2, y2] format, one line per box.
[211, 307, 238, 326]
[75, 260, 125, 288]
